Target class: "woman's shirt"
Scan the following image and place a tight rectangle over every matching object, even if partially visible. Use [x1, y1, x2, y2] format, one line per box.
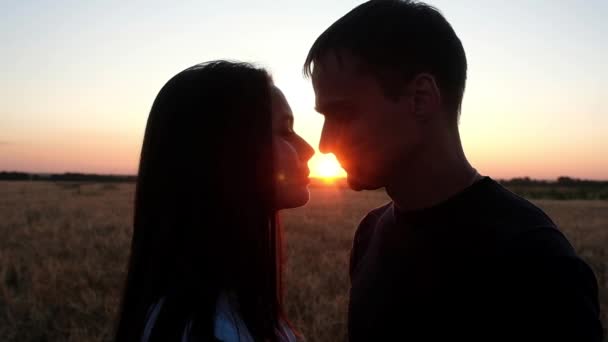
[140, 292, 297, 342]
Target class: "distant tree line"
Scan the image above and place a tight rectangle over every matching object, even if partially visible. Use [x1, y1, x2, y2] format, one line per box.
[308, 176, 608, 200]
[498, 176, 608, 187]
[1, 172, 607, 200]
[0, 171, 136, 183]
[498, 177, 608, 200]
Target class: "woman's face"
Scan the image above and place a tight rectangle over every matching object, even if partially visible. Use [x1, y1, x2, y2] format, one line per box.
[271, 86, 315, 209]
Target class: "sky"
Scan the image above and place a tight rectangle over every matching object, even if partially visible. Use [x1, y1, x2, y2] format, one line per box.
[1, 0, 607, 180]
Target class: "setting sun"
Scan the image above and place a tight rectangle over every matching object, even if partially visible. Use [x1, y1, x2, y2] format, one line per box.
[309, 154, 347, 180]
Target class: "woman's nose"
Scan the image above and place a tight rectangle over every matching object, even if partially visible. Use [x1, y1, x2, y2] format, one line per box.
[297, 135, 315, 162]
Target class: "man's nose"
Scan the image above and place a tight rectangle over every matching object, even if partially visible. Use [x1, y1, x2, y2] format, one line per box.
[319, 122, 337, 154]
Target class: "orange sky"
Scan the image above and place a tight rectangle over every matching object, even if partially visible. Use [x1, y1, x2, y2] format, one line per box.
[1, 1, 606, 180]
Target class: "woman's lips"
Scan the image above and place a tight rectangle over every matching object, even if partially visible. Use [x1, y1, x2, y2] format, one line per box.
[277, 166, 310, 184]
[298, 170, 311, 184]
[296, 168, 311, 184]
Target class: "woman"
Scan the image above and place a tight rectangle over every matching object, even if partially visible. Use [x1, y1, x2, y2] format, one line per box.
[114, 60, 315, 342]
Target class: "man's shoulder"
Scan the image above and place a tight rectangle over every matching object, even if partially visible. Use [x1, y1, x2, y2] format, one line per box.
[354, 201, 393, 240]
[349, 202, 393, 279]
[477, 178, 556, 226]
[359, 201, 393, 225]
[448, 177, 577, 257]
[474, 179, 564, 245]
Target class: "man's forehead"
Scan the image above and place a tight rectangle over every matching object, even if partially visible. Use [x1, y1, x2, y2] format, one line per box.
[311, 51, 363, 83]
[312, 52, 368, 110]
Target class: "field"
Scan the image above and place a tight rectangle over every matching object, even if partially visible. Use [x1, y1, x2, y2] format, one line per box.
[0, 181, 606, 341]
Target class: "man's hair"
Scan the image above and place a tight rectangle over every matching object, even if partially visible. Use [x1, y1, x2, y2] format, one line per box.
[304, 0, 467, 118]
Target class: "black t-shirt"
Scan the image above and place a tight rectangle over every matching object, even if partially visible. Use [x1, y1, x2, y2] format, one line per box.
[348, 177, 603, 342]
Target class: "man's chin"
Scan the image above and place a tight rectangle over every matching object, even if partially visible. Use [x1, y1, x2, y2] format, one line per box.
[347, 175, 383, 191]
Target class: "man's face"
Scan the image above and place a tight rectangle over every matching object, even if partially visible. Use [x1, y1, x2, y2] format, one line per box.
[312, 53, 423, 190]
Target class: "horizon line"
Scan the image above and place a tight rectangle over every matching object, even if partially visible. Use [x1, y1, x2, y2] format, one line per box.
[1, 170, 607, 182]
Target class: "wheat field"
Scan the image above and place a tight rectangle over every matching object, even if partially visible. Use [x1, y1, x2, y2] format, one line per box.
[0, 181, 606, 341]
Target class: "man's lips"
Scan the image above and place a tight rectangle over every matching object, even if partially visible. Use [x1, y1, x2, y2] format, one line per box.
[332, 154, 350, 172]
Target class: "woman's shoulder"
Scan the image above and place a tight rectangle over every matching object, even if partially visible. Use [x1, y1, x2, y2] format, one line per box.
[140, 297, 196, 342]
[140, 294, 253, 342]
[213, 292, 254, 341]
[214, 292, 298, 342]
[140, 297, 166, 342]
[141, 293, 298, 342]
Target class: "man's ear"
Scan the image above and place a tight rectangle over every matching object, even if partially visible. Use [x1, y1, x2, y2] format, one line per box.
[408, 73, 441, 122]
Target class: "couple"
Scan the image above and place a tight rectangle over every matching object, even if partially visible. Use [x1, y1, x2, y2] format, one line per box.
[114, 1, 603, 341]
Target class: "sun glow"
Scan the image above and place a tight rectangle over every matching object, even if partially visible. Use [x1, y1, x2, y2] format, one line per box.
[309, 153, 347, 180]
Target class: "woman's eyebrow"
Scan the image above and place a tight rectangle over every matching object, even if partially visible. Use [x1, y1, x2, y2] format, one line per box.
[274, 115, 293, 128]
[282, 116, 294, 127]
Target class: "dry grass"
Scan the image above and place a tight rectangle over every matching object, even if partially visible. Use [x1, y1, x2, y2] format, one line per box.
[0, 181, 606, 341]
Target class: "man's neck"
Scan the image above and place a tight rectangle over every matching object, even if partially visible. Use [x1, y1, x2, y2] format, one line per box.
[386, 140, 481, 212]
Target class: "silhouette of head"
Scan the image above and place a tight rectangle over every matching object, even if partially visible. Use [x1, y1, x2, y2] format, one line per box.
[115, 60, 311, 342]
[304, 0, 467, 190]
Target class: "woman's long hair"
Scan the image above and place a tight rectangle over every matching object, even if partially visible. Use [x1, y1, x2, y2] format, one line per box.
[114, 61, 287, 342]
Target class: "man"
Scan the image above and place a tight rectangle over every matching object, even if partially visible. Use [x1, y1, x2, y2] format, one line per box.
[303, 1, 603, 341]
